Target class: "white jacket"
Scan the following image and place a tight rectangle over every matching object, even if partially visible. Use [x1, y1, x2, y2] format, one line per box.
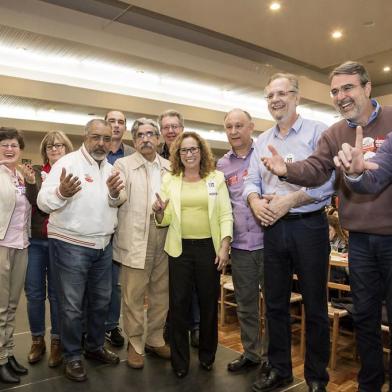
[37, 144, 120, 249]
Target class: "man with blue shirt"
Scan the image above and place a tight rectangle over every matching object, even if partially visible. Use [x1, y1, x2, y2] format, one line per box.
[244, 73, 334, 392]
[105, 110, 134, 347]
[218, 109, 268, 374]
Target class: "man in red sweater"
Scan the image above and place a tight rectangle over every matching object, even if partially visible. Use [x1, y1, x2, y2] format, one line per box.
[262, 61, 392, 392]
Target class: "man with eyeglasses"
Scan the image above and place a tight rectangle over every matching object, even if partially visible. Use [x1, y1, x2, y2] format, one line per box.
[104, 110, 135, 349]
[217, 109, 269, 375]
[157, 109, 201, 348]
[262, 61, 392, 392]
[244, 73, 335, 392]
[111, 118, 171, 369]
[37, 119, 124, 382]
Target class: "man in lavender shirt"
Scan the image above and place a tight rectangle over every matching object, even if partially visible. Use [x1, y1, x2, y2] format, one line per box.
[217, 109, 268, 374]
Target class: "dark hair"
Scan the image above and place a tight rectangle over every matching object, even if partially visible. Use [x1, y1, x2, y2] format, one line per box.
[170, 131, 215, 178]
[0, 127, 25, 150]
[104, 110, 127, 124]
[329, 61, 370, 86]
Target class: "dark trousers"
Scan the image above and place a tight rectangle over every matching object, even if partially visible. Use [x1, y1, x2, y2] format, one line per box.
[349, 232, 392, 392]
[264, 212, 330, 384]
[169, 238, 220, 372]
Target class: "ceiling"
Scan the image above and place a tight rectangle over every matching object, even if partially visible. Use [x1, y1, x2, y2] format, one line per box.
[0, 0, 391, 153]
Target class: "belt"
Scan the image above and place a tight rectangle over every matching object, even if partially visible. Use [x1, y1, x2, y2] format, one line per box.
[281, 208, 325, 221]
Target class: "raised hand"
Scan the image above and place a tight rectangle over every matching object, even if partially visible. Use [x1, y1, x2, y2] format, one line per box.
[19, 163, 36, 184]
[58, 167, 81, 198]
[152, 193, 169, 214]
[106, 170, 124, 199]
[333, 126, 379, 176]
[261, 145, 288, 176]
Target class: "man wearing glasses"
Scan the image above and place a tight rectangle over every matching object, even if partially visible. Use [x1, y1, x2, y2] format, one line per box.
[37, 119, 124, 382]
[104, 110, 134, 349]
[244, 73, 334, 392]
[111, 118, 171, 369]
[262, 62, 392, 392]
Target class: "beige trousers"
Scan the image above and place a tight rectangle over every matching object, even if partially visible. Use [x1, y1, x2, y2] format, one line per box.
[0, 246, 28, 364]
[121, 218, 169, 355]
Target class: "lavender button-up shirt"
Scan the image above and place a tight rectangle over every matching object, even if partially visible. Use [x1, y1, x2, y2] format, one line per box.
[217, 145, 263, 251]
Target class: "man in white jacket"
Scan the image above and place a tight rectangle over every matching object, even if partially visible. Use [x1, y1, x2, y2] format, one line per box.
[37, 119, 124, 382]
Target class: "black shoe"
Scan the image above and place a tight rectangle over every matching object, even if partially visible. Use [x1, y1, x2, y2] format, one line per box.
[0, 364, 20, 384]
[84, 347, 119, 365]
[258, 360, 272, 375]
[7, 356, 28, 375]
[190, 329, 199, 348]
[65, 360, 87, 382]
[308, 381, 327, 392]
[252, 368, 293, 392]
[105, 327, 124, 347]
[227, 354, 259, 372]
[200, 361, 213, 371]
[174, 369, 188, 378]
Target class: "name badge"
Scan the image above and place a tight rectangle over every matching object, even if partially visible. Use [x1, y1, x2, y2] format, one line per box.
[207, 180, 218, 196]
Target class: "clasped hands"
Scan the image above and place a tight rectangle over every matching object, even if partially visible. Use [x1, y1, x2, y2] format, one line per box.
[250, 193, 292, 226]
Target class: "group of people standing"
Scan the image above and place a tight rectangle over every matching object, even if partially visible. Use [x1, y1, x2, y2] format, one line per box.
[0, 59, 391, 392]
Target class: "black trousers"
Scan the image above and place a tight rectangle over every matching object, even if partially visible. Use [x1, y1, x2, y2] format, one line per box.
[168, 238, 220, 372]
[264, 212, 330, 384]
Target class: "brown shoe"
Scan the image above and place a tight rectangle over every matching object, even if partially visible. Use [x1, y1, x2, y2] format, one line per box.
[145, 344, 171, 359]
[127, 343, 144, 369]
[65, 360, 87, 382]
[27, 336, 46, 364]
[48, 338, 63, 368]
[84, 347, 119, 365]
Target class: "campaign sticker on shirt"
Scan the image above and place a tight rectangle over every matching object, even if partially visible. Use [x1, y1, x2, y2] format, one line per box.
[84, 174, 94, 183]
[284, 153, 295, 164]
[375, 136, 385, 149]
[16, 184, 26, 195]
[40, 171, 48, 182]
[227, 175, 238, 186]
[207, 179, 218, 196]
[362, 137, 375, 153]
[363, 151, 376, 160]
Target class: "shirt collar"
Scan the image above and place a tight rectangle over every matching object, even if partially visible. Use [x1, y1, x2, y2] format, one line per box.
[227, 142, 255, 159]
[142, 153, 160, 168]
[81, 144, 108, 167]
[347, 99, 380, 128]
[108, 143, 124, 156]
[272, 114, 303, 137]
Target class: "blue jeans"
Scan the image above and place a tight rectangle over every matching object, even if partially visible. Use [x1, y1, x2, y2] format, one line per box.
[349, 232, 392, 392]
[25, 238, 59, 338]
[49, 239, 112, 362]
[105, 261, 121, 331]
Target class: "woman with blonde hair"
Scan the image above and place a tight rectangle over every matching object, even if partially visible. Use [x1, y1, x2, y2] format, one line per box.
[20, 130, 73, 368]
[153, 131, 233, 377]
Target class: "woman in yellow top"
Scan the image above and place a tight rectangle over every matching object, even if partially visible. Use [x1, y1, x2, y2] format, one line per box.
[153, 131, 233, 378]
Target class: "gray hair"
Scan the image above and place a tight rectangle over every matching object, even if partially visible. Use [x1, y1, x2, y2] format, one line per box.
[224, 108, 253, 122]
[329, 61, 370, 86]
[265, 72, 299, 93]
[157, 109, 184, 128]
[130, 118, 160, 140]
[84, 119, 111, 135]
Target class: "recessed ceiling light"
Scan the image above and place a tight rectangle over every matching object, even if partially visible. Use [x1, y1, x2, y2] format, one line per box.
[383, 66, 391, 73]
[331, 30, 343, 39]
[270, 2, 281, 11]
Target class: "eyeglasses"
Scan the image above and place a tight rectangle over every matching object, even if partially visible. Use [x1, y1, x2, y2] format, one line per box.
[88, 134, 112, 143]
[46, 143, 65, 151]
[179, 146, 200, 155]
[136, 131, 159, 139]
[264, 90, 297, 101]
[0, 143, 20, 150]
[330, 84, 361, 98]
[161, 124, 182, 132]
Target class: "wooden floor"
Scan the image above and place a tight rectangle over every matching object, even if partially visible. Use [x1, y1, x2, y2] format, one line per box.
[218, 309, 390, 392]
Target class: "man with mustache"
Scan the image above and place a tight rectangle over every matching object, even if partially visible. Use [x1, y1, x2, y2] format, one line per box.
[104, 110, 134, 348]
[262, 61, 392, 392]
[244, 73, 335, 392]
[112, 118, 171, 369]
[37, 119, 124, 381]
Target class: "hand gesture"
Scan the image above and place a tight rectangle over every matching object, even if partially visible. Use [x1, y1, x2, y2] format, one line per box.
[261, 193, 292, 225]
[106, 170, 124, 199]
[152, 193, 169, 223]
[261, 145, 288, 176]
[333, 126, 379, 176]
[249, 196, 277, 226]
[19, 163, 36, 184]
[58, 167, 81, 198]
